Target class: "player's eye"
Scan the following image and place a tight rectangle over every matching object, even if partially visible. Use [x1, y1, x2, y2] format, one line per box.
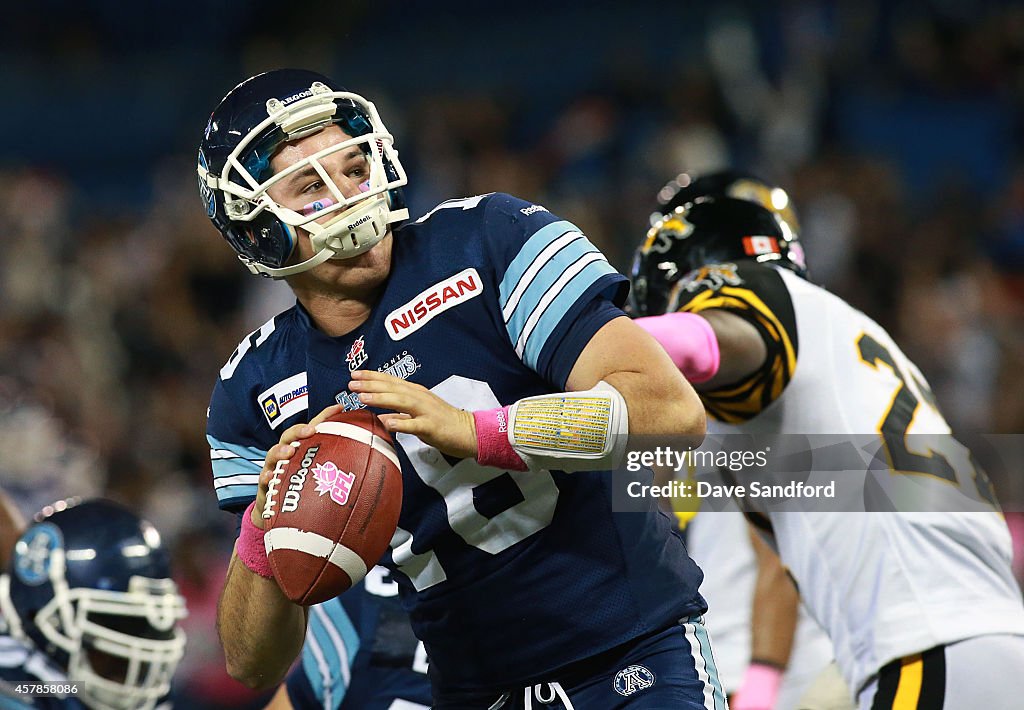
[301, 180, 325, 195]
[346, 157, 369, 180]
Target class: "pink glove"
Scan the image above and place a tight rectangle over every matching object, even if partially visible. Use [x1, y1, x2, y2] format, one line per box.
[634, 312, 721, 383]
[730, 662, 783, 710]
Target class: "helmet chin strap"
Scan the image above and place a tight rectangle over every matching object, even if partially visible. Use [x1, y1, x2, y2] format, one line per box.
[247, 196, 409, 279]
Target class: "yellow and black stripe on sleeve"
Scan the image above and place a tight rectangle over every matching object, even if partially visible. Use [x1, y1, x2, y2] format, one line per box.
[673, 262, 798, 423]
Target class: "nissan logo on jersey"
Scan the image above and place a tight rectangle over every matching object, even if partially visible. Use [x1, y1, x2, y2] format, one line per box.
[385, 268, 483, 340]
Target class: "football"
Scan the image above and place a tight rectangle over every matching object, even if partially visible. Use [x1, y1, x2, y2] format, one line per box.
[262, 409, 403, 605]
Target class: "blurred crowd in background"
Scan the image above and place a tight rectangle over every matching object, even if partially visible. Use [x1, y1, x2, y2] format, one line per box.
[2, 0, 1024, 705]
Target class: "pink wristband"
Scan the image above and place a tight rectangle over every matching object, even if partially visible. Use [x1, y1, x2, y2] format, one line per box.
[237, 501, 274, 579]
[473, 406, 528, 471]
[730, 662, 783, 710]
[634, 312, 720, 383]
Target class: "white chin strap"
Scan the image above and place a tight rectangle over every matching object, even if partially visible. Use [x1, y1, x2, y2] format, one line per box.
[246, 196, 409, 279]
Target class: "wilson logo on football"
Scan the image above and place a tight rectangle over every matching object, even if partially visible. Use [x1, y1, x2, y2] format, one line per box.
[264, 444, 320, 518]
[312, 462, 357, 506]
[385, 268, 482, 340]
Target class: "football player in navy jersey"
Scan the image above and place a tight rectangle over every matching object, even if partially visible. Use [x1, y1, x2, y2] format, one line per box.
[198, 69, 723, 709]
[0, 499, 187, 710]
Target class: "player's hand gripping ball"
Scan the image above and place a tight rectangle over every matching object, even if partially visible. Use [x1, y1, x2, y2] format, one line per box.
[262, 410, 403, 605]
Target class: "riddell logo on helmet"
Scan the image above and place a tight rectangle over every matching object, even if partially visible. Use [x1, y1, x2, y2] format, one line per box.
[347, 213, 374, 230]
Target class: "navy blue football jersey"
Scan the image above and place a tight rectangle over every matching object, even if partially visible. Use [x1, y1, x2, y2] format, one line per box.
[285, 567, 431, 710]
[207, 193, 706, 692]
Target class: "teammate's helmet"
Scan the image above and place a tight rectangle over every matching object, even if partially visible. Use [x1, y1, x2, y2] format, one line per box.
[629, 197, 807, 317]
[197, 68, 409, 278]
[0, 499, 187, 710]
[651, 170, 801, 238]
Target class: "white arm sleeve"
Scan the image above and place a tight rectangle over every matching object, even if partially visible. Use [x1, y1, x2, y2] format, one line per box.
[506, 381, 629, 472]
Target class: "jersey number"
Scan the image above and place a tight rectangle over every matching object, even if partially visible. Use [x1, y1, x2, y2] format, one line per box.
[390, 376, 559, 591]
[856, 333, 996, 504]
[856, 333, 956, 483]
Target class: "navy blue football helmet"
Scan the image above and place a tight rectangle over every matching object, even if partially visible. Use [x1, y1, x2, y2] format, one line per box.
[0, 499, 186, 710]
[629, 196, 807, 317]
[197, 68, 409, 278]
[651, 170, 801, 238]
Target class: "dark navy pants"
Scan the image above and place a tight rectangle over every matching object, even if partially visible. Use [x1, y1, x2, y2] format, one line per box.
[434, 615, 728, 709]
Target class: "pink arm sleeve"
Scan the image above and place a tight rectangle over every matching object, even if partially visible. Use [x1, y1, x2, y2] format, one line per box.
[633, 312, 721, 383]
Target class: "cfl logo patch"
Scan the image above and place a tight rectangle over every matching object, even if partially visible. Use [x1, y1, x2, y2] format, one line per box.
[613, 665, 655, 697]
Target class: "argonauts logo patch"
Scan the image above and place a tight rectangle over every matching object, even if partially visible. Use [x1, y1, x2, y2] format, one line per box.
[14, 524, 63, 586]
[613, 664, 656, 697]
[336, 351, 420, 411]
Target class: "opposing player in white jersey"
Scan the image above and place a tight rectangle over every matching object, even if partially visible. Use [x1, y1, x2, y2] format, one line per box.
[629, 191, 1024, 709]
[647, 173, 843, 710]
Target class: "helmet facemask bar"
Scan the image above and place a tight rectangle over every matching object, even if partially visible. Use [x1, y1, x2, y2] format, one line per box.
[73, 619, 186, 710]
[199, 86, 409, 278]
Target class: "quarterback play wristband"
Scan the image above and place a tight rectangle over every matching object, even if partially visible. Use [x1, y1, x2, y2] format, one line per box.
[474, 406, 528, 471]
[730, 662, 783, 710]
[475, 382, 629, 472]
[509, 381, 628, 471]
[634, 312, 720, 383]
[237, 501, 274, 579]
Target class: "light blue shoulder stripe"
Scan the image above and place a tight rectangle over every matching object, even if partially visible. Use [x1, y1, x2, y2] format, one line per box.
[498, 220, 579, 308]
[313, 602, 359, 675]
[503, 236, 597, 346]
[520, 260, 619, 370]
